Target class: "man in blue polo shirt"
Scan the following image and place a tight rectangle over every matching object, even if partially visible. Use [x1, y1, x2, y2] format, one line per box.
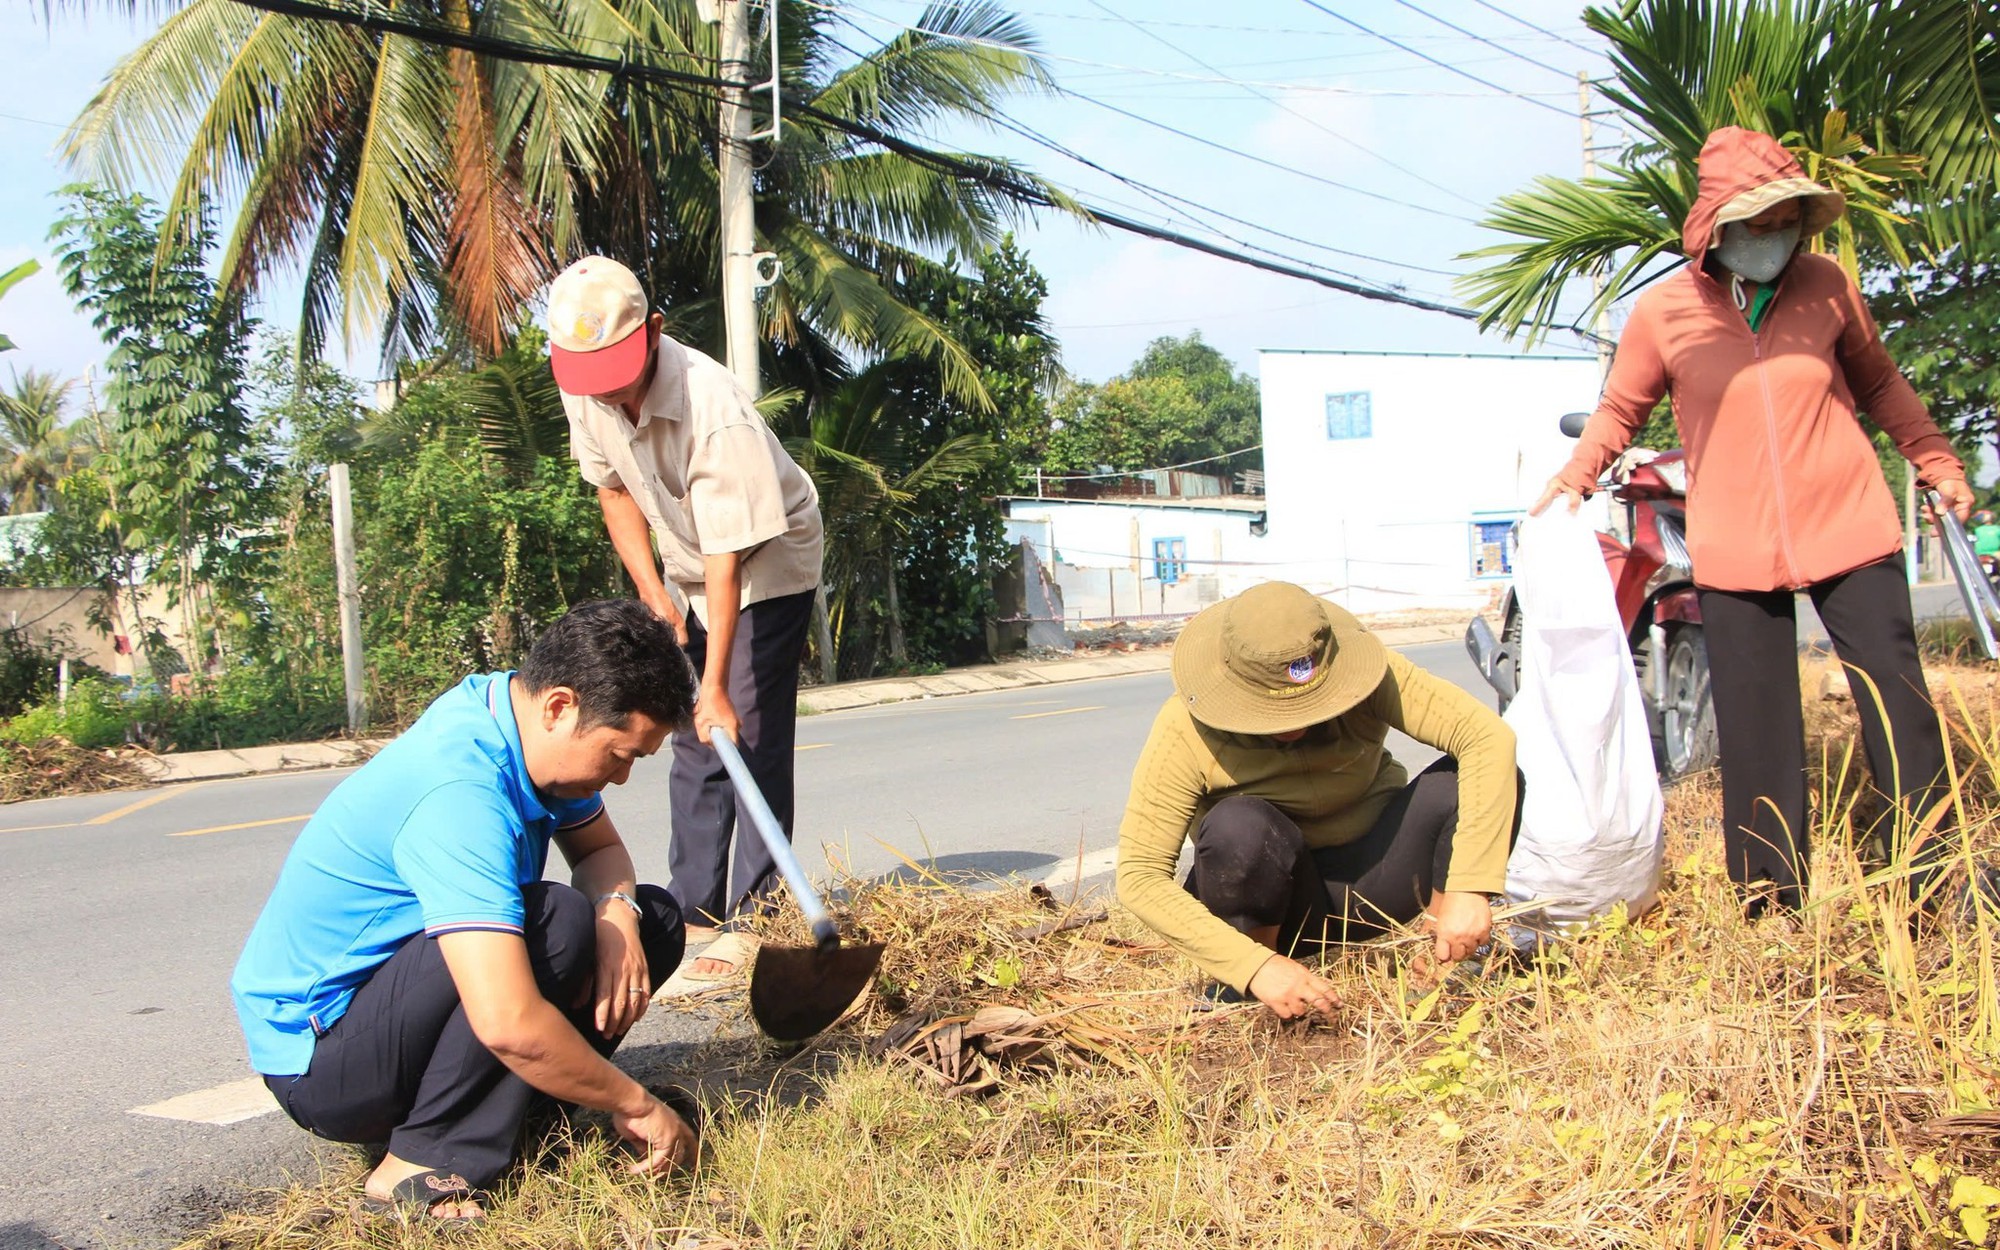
[232, 600, 699, 1223]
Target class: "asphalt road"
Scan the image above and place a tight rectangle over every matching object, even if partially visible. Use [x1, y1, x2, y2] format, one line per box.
[0, 581, 1968, 1249]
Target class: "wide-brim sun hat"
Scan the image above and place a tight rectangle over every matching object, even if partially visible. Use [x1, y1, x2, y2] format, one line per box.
[1709, 177, 1847, 247]
[1171, 581, 1387, 736]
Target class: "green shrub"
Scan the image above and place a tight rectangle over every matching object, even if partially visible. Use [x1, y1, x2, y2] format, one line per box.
[1, 677, 135, 749]
[0, 628, 108, 720]
[142, 663, 345, 752]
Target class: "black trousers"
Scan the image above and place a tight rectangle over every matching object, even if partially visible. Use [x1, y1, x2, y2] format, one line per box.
[669, 588, 815, 927]
[264, 881, 685, 1189]
[1185, 758, 1521, 954]
[1699, 556, 1951, 913]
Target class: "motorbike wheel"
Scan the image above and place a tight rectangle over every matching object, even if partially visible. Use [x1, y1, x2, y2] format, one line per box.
[1658, 625, 1719, 779]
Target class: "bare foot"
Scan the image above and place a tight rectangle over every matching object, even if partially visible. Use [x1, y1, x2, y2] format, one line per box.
[365, 1153, 485, 1221]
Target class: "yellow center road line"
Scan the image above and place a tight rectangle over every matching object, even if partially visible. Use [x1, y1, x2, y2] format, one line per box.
[169, 814, 311, 838]
[1010, 705, 1105, 721]
[86, 779, 218, 825]
[796, 743, 832, 751]
[0, 820, 84, 835]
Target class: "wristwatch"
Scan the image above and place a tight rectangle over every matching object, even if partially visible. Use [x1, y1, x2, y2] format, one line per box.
[594, 890, 644, 919]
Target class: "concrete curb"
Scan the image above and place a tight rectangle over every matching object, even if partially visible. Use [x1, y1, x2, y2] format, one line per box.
[794, 622, 1463, 714]
[133, 738, 394, 786]
[116, 623, 1472, 787]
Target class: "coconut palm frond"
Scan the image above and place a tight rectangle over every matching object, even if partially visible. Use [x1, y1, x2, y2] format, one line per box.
[1457, 173, 1682, 344]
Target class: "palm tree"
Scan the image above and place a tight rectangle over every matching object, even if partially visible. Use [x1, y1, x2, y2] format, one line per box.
[0, 369, 80, 514]
[1458, 0, 1999, 342]
[786, 361, 1000, 674]
[60, 0, 1059, 398]
[0, 259, 37, 355]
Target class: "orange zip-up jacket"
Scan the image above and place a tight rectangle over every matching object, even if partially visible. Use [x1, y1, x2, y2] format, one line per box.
[1556, 128, 1962, 593]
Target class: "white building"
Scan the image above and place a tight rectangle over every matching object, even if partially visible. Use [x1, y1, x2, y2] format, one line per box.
[1256, 349, 1607, 614]
[1001, 495, 1271, 624]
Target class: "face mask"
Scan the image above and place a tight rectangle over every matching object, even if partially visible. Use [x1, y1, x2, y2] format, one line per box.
[1714, 220, 1802, 283]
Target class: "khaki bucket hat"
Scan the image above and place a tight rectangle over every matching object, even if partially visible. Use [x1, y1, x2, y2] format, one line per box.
[1171, 582, 1387, 735]
[1709, 179, 1846, 247]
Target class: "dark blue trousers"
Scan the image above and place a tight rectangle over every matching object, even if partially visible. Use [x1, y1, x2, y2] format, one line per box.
[263, 881, 684, 1188]
[668, 589, 815, 927]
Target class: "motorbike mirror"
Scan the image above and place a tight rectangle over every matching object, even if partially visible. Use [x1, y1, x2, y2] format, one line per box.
[1558, 411, 1591, 438]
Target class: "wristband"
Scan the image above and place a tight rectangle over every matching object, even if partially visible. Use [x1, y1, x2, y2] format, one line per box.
[594, 890, 644, 919]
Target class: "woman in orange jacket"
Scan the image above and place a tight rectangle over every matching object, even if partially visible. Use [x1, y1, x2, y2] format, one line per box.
[1536, 126, 1974, 916]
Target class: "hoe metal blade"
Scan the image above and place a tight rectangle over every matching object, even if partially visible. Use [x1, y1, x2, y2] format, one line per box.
[748, 940, 886, 1041]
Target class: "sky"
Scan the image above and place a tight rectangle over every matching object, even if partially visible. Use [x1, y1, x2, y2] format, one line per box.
[0, 0, 1625, 393]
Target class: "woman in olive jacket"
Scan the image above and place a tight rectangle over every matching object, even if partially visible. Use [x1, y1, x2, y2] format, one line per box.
[1115, 582, 1518, 1018]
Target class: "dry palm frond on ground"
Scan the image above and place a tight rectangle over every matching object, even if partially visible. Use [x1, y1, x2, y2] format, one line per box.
[0, 737, 148, 802]
[179, 661, 2000, 1249]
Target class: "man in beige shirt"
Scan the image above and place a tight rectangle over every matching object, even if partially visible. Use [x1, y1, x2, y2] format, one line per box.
[547, 256, 823, 979]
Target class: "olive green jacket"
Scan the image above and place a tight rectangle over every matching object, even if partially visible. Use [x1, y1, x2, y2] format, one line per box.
[1114, 651, 1517, 991]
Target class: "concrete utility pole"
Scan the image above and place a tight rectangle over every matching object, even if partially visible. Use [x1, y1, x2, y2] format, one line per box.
[718, 0, 761, 398]
[1579, 72, 1613, 383]
[329, 463, 367, 733]
[713, 0, 831, 677]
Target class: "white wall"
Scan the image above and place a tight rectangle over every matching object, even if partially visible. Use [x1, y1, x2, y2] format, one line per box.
[1002, 501, 1268, 623]
[1256, 350, 1609, 614]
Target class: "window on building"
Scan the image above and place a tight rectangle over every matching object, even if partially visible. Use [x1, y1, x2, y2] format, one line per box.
[1325, 391, 1372, 440]
[1470, 519, 1517, 578]
[1153, 536, 1187, 585]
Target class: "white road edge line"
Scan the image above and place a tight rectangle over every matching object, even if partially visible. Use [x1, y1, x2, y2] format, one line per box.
[130, 1076, 278, 1125]
[1038, 844, 1121, 890]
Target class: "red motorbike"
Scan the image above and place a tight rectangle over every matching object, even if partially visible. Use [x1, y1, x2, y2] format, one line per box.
[1465, 413, 1718, 780]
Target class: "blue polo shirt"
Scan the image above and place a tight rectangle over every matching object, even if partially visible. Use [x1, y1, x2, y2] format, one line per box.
[231, 672, 605, 1075]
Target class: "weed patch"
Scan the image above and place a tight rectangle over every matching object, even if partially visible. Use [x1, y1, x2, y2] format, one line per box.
[172, 664, 2000, 1248]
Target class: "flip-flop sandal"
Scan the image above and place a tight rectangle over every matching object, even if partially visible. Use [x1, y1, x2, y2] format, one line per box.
[678, 930, 759, 983]
[355, 1168, 488, 1226]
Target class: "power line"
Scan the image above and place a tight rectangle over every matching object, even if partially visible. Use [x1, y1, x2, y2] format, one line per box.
[816, 23, 1478, 281]
[1463, 0, 1605, 56]
[1293, 0, 1576, 119]
[1063, 94, 1484, 242]
[860, 2, 1591, 49]
[979, 106, 1462, 301]
[217, 0, 1493, 325]
[810, 3, 1573, 100]
[1383, 0, 1584, 83]
[821, 4, 1492, 225]
[804, 25, 1464, 300]
[1081, 0, 1486, 212]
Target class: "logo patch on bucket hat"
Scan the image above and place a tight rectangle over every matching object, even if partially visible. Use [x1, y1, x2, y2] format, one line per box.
[1286, 656, 1316, 684]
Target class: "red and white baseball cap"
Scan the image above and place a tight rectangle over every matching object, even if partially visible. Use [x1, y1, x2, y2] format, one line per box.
[547, 256, 651, 395]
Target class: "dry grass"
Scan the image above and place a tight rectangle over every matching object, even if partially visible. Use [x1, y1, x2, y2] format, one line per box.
[179, 664, 2000, 1250]
[0, 737, 149, 802]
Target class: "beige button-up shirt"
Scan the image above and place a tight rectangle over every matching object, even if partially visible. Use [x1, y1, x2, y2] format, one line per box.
[563, 338, 823, 620]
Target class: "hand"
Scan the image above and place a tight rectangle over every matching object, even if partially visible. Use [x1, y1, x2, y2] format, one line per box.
[694, 684, 740, 747]
[613, 1094, 697, 1175]
[1425, 891, 1494, 963]
[1530, 475, 1584, 517]
[641, 591, 690, 646]
[1935, 477, 1976, 524]
[1245, 954, 1341, 1020]
[591, 905, 651, 1038]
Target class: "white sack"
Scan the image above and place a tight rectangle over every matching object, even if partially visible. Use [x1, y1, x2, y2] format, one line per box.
[1502, 508, 1664, 941]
